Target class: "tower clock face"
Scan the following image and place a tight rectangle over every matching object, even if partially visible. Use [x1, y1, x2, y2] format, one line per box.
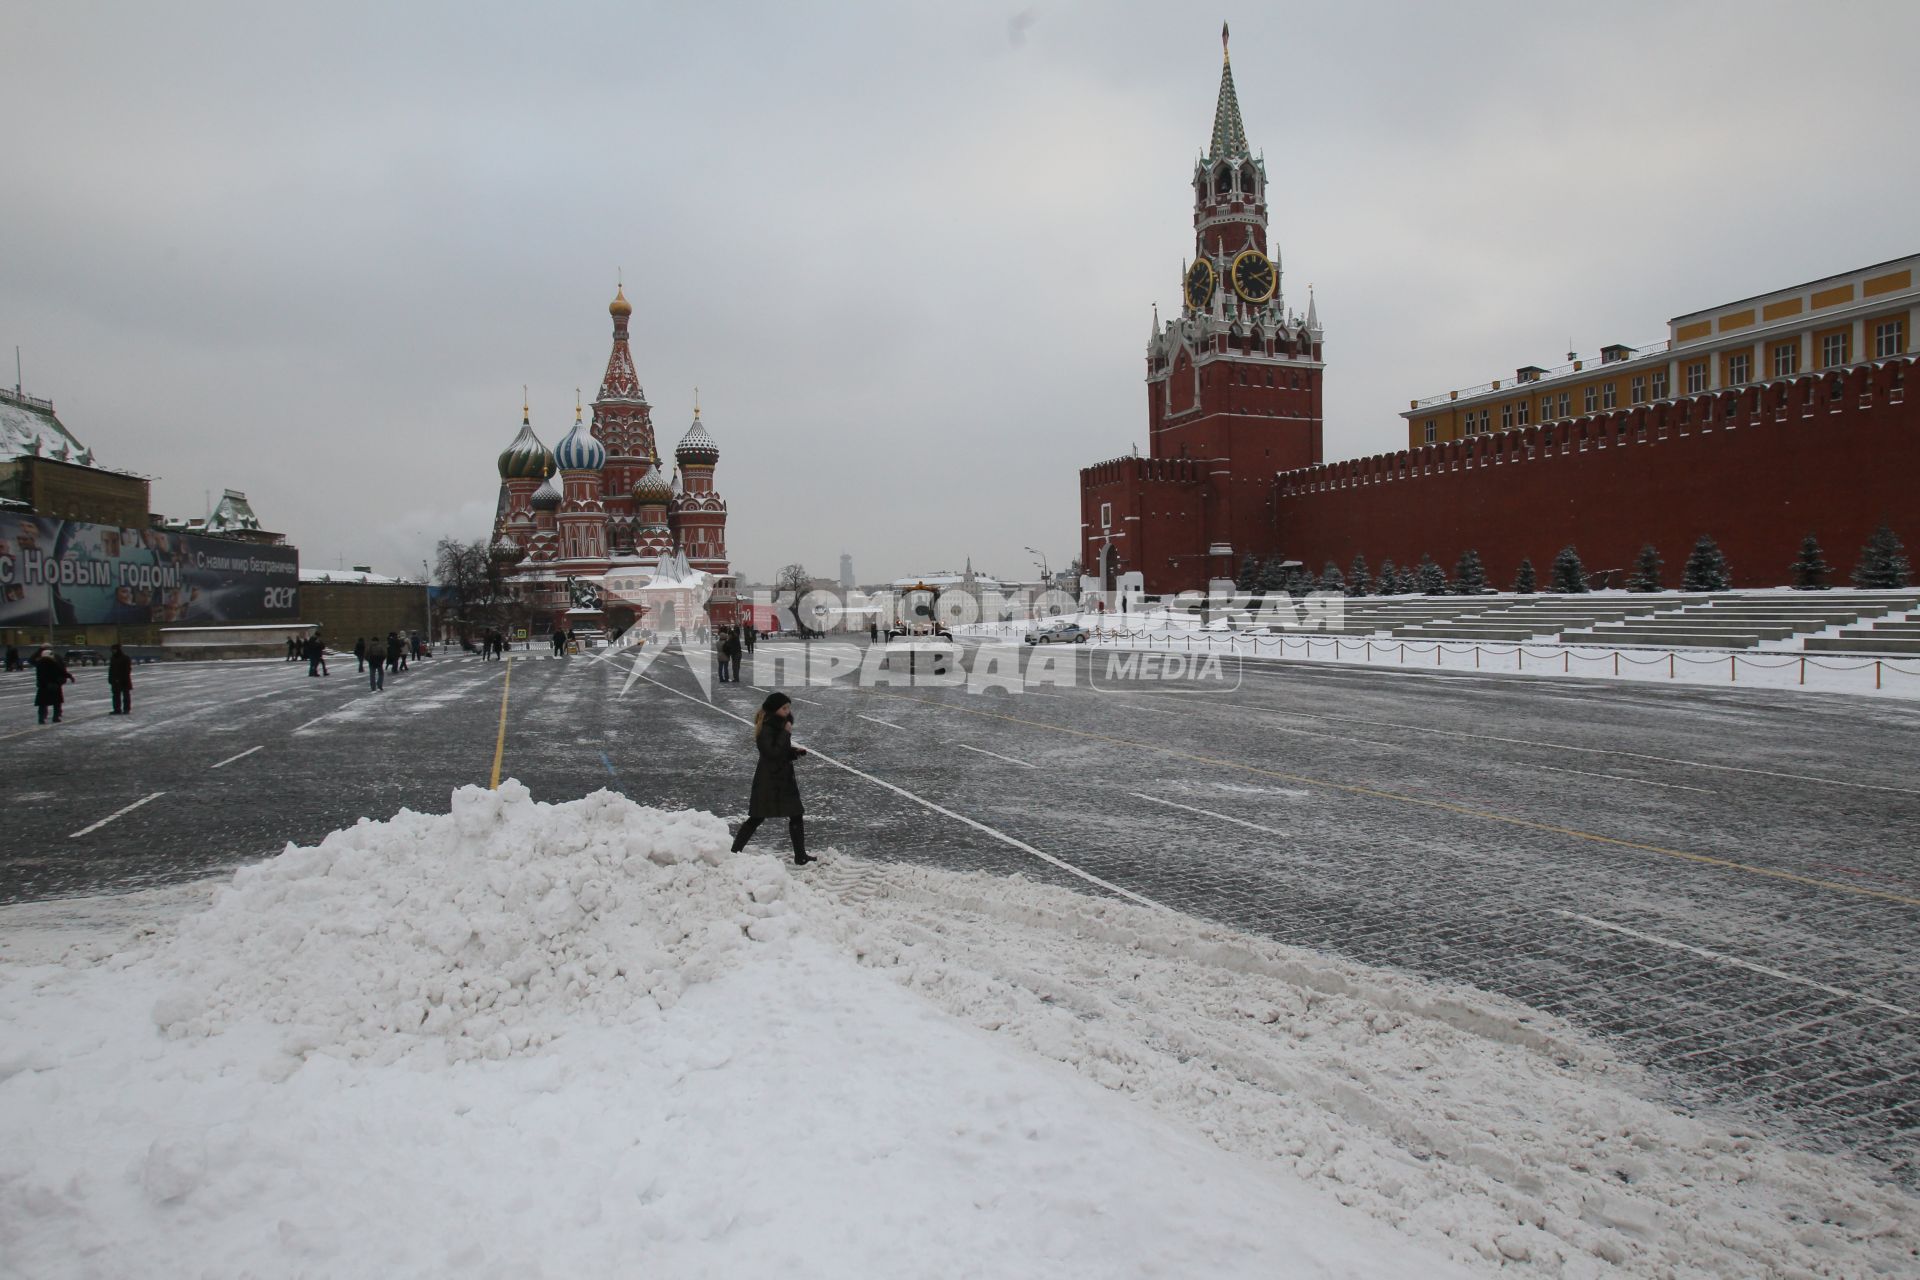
[1230, 249, 1276, 303]
[1184, 258, 1215, 311]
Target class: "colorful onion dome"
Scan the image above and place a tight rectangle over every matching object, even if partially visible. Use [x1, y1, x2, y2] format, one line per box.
[676, 412, 719, 465]
[609, 285, 632, 319]
[530, 474, 563, 512]
[634, 465, 673, 505]
[497, 414, 553, 479]
[554, 414, 607, 472]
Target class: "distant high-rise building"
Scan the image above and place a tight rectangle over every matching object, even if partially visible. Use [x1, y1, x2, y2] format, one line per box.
[839, 552, 854, 589]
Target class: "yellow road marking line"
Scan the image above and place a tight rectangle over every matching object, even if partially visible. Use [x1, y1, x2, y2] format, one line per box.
[489, 658, 513, 789]
[873, 691, 1920, 909]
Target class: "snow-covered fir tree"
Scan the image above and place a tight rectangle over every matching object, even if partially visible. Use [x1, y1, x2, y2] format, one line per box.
[1347, 554, 1371, 597]
[1452, 549, 1487, 595]
[1319, 561, 1345, 593]
[1512, 558, 1537, 594]
[1236, 553, 1261, 591]
[1682, 535, 1731, 592]
[1627, 545, 1664, 592]
[1258, 556, 1288, 593]
[1284, 567, 1313, 598]
[1851, 523, 1912, 589]
[1790, 534, 1831, 590]
[1550, 545, 1588, 593]
[1415, 554, 1449, 595]
[1376, 558, 1399, 595]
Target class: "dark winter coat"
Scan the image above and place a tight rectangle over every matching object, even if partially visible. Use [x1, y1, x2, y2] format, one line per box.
[108, 651, 133, 690]
[722, 632, 742, 659]
[747, 717, 805, 818]
[33, 655, 73, 707]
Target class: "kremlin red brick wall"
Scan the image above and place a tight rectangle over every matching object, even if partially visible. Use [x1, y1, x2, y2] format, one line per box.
[1272, 358, 1917, 589]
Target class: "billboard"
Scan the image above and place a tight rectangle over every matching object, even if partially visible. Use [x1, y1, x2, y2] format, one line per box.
[0, 513, 299, 628]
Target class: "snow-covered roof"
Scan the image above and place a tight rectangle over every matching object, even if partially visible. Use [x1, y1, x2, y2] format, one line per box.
[204, 489, 264, 534]
[300, 568, 412, 585]
[892, 572, 1008, 589]
[0, 389, 93, 467]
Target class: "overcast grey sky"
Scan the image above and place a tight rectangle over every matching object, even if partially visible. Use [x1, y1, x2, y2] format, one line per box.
[4, 2, 1916, 585]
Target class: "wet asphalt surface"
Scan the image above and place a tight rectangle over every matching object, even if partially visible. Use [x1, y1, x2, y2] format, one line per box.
[2, 639, 1916, 1184]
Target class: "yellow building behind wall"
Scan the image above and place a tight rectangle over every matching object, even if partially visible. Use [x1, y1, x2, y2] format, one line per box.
[1405, 255, 1919, 448]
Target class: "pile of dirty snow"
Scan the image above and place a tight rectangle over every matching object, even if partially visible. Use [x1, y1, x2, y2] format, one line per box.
[148, 781, 795, 1064]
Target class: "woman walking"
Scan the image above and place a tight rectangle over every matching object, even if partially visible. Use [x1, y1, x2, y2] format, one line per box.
[730, 691, 814, 865]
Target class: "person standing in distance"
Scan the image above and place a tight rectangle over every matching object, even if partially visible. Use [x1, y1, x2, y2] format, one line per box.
[729, 691, 813, 865]
[107, 643, 133, 714]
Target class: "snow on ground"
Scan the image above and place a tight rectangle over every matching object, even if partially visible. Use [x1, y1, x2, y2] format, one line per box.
[964, 607, 1920, 700]
[2, 785, 1914, 1278]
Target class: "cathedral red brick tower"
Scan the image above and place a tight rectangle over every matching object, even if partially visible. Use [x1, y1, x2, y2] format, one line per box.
[668, 403, 729, 575]
[591, 285, 661, 552]
[552, 405, 611, 569]
[1082, 25, 1325, 592]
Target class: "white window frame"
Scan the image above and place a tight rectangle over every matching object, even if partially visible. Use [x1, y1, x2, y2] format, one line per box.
[1501, 403, 1512, 430]
[1099, 502, 1112, 530]
[1822, 333, 1848, 368]
[1727, 352, 1750, 386]
[1583, 386, 1598, 413]
[1602, 382, 1617, 410]
[1773, 344, 1798, 378]
[1652, 369, 1669, 399]
[1876, 319, 1906, 358]
[1557, 393, 1571, 417]
[1686, 362, 1707, 394]
[1424, 420, 1437, 444]
[1516, 398, 1530, 426]
[1630, 376, 1645, 404]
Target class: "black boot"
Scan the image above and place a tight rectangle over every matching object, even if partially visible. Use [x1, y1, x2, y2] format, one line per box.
[790, 817, 813, 865]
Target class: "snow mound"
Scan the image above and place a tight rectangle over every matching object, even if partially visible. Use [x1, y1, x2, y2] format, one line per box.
[153, 781, 795, 1062]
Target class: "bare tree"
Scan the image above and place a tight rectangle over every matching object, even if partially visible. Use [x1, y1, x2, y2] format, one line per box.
[773, 563, 812, 635]
[435, 537, 526, 636]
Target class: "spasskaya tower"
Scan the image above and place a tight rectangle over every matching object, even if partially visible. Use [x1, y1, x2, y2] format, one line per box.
[1082, 25, 1324, 593]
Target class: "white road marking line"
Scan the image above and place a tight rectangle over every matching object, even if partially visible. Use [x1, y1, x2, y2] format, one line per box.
[209, 745, 264, 769]
[638, 673, 1167, 912]
[856, 714, 908, 732]
[957, 743, 1036, 768]
[1134, 792, 1288, 836]
[1552, 909, 1917, 1019]
[293, 714, 330, 732]
[1526, 762, 1716, 793]
[69, 791, 164, 838]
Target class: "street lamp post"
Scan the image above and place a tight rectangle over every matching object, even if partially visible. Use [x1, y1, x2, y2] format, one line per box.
[421, 559, 433, 647]
[1024, 545, 1051, 589]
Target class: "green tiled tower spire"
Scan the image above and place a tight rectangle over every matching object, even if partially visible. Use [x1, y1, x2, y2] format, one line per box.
[1208, 22, 1249, 161]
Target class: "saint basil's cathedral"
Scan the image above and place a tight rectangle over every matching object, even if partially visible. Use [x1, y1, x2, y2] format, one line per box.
[489, 287, 736, 634]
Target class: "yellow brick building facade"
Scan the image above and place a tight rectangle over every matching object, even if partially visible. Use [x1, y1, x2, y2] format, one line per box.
[1406, 256, 1918, 447]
